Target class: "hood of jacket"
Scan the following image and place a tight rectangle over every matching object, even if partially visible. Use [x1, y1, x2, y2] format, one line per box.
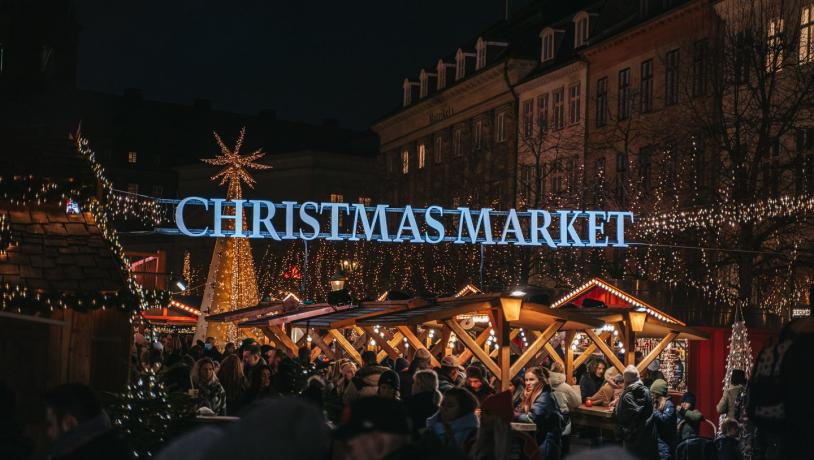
[548, 371, 566, 387]
[625, 381, 651, 408]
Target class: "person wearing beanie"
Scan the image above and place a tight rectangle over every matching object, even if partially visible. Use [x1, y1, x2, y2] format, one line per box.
[678, 391, 704, 441]
[650, 379, 677, 460]
[614, 365, 659, 459]
[474, 390, 542, 460]
[717, 368, 747, 422]
[464, 365, 496, 403]
[379, 369, 401, 400]
[343, 356, 389, 404]
[642, 359, 666, 388]
[404, 369, 442, 438]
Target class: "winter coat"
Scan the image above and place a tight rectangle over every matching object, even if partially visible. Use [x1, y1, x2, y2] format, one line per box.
[716, 384, 745, 422]
[516, 386, 562, 450]
[405, 390, 440, 437]
[438, 372, 458, 393]
[342, 365, 387, 403]
[614, 381, 659, 460]
[399, 370, 414, 398]
[652, 399, 678, 460]
[548, 371, 580, 436]
[427, 411, 479, 453]
[677, 407, 703, 441]
[48, 414, 132, 460]
[198, 378, 226, 415]
[465, 383, 496, 403]
[590, 381, 622, 407]
[579, 373, 604, 403]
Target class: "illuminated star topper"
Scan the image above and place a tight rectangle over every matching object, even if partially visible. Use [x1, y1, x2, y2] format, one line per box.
[201, 127, 271, 199]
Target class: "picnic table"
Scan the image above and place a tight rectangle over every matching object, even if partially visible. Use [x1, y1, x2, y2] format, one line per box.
[569, 404, 617, 434]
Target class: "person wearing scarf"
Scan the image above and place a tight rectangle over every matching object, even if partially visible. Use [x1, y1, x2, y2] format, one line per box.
[516, 367, 563, 460]
[192, 357, 226, 415]
[426, 388, 480, 454]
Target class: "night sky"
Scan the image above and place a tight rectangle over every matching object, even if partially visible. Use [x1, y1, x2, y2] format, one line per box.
[76, 0, 515, 130]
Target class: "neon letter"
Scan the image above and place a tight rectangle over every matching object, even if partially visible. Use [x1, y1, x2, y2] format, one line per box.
[499, 208, 526, 245]
[607, 211, 634, 247]
[250, 200, 280, 240]
[282, 201, 297, 240]
[455, 208, 494, 244]
[424, 206, 445, 244]
[395, 205, 423, 243]
[586, 211, 608, 247]
[350, 204, 391, 242]
[213, 199, 245, 237]
[529, 210, 556, 247]
[320, 202, 350, 241]
[557, 210, 584, 247]
[299, 201, 320, 240]
[176, 196, 208, 237]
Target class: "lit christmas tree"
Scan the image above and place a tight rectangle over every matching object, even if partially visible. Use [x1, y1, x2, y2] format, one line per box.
[720, 307, 753, 427]
[195, 128, 268, 343]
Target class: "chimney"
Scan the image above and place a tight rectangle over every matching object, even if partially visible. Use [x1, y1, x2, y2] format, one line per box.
[193, 98, 211, 111]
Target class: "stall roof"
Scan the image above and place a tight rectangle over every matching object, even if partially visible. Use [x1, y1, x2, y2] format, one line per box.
[238, 303, 354, 328]
[289, 298, 430, 329]
[566, 309, 709, 340]
[206, 301, 285, 323]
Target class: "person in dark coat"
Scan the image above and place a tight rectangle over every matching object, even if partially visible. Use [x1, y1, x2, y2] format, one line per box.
[614, 366, 659, 460]
[650, 379, 677, 460]
[45, 384, 132, 460]
[437, 355, 464, 393]
[714, 419, 742, 460]
[516, 367, 563, 460]
[579, 359, 607, 403]
[464, 365, 496, 403]
[677, 391, 703, 441]
[404, 369, 442, 438]
[401, 348, 432, 398]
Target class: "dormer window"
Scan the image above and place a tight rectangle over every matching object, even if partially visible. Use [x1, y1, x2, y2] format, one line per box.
[437, 60, 448, 90]
[476, 38, 487, 70]
[456, 49, 466, 80]
[540, 28, 556, 62]
[574, 12, 590, 47]
[419, 70, 430, 98]
[403, 79, 412, 106]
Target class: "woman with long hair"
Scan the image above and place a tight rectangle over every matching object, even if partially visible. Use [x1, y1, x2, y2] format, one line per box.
[217, 354, 245, 414]
[238, 364, 275, 408]
[191, 357, 226, 415]
[516, 367, 563, 460]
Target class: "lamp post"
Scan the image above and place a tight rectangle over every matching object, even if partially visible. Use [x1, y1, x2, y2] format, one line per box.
[340, 258, 359, 273]
[329, 269, 347, 292]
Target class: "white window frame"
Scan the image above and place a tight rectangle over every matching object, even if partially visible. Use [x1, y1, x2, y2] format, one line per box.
[403, 79, 412, 106]
[568, 82, 581, 124]
[330, 193, 344, 203]
[767, 17, 784, 71]
[456, 49, 466, 80]
[476, 38, 487, 70]
[401, 149, 409, 174]
[540, 28, 555, 62]
[128, 151, 138, 164]
[358, 196, 372, 206]
[574, 12, 589, 47]
[802, 5, 814, 64]
[552, 88, 564, 129]
[496, 112, 506, 142]
[522, 99, 534, 138]
[418, 143, 426, 169]
[419, 71, 428, 98]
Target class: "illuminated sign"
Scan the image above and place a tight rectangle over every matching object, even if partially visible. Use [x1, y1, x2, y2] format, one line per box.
[165, 197, 634, 247]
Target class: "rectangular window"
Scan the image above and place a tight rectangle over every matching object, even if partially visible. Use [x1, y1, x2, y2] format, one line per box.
[418, 143, 426, 169]
[798, 128, 814, 193]
[693, 40, 708, 96]
[456, 55, 465, 80]
[566, 158, 576, 191]
[437, 66, 446, 90]
[596, 77, 608, 127]
[568, 83, 581, 124]
[542, 33, 554, 61]
[520, 165, 533, 202]
[474, 120, 483, 150]
[496, 112, 506, 142]
[434, 137, 443, 163]
[638, 147, 652, 195]
[330, 193, 344, 203]
[522, 99, 534, 138]
[453, 129, 463, 155]
[358, 196, 372, 206]
[767, 18, 784, 71]
[537, 94, 548, 134]
[618, 68, 631, 120]
[802, 6, 814, 64]
[552, 160, 563, 194]
[594, 157, 606, 202]
[615, 153, 627, 204]
[476, 44, 486, 69]
[128, 151, 138, 164]
[575, 18, 589, 47]
[401, 149, 409, 174]
[552, 88, 564, 129]
[665, 50, 679, 106]
[640, 60, 653, 113]
[127, 183, 139, 194]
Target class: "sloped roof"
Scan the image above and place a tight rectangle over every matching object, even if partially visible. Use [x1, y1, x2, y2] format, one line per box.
[0, 205, 126, 293]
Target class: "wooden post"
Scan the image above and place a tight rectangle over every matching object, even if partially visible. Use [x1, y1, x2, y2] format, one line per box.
[573, 331, 611, 369]
[637, 332, 678, 373]
[397, 326, 440, 367]
[510, 321, 563, 379]
[564, 330, 576, 384]
[430, 328, 452, 357]
[495, 309, 512, 391]
[328, 329, 362, 365]
[621, 317, 636, 366]
[457, 327, 491, 365]
[444, 320, 500, 377]
[585, 329, 625, 372]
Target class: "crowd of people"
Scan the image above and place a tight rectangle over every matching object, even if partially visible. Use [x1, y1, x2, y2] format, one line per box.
[23, 316, 814, 459]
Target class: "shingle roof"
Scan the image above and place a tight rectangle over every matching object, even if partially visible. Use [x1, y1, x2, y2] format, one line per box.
[0, 205, 126, 293]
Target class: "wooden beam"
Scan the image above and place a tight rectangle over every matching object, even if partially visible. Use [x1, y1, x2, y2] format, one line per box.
[362, 326, 400, 360]
[328, 329, 362, 366]
[457, 327, 491, 364]
[510, 321, 564, 378]
[397, 326, 440, 368]
[495, 307, 512, 391]
[622, 316, 636, 366]
[444, 320, 500, 378]
[377, 331, 404, 363]
[430, 328, 452, 357]
[637, 332, 678, 373]
[309, 331, 335, 361]
[564, 330, 576, 384]
[544, 343, 565, 368]
[585, 329, 625, 373]
[263, 326, 299, 356]
[573, 332, 610, 369]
